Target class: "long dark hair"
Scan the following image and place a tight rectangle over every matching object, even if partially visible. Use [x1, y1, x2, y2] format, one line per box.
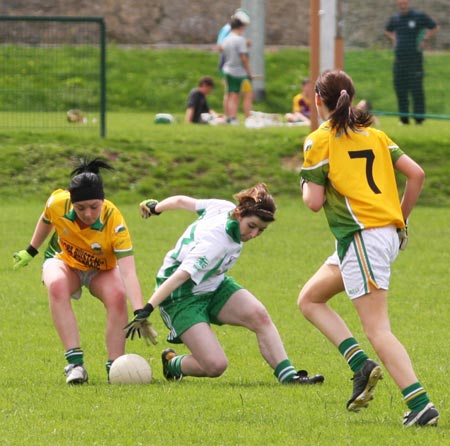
[232, 183, 276, 222]
[315, 70, 373, 135]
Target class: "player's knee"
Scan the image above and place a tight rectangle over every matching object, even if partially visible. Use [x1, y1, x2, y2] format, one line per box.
[100, 287, 127, 314]
[246, 304, 272, 332]
[297, 290, 312, 317]
[108, 296, 127, 315]
[46, 280, 72, 301]
[203, 356, 228, 377]
[363, 327, 387, 348]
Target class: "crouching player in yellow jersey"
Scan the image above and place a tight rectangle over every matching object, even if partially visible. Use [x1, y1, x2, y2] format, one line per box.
[13, 158, 145, 384]
[298, 70, 439, 427]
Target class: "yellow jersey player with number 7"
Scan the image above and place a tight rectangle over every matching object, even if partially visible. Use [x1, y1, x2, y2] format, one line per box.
[297, 69, 439, 427]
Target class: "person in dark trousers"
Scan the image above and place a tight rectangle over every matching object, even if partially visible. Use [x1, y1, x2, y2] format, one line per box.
[385, 0, 439, 125]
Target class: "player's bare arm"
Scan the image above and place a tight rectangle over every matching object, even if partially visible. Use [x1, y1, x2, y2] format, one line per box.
[302, 181, 326, 212]
[395, 154, 425, 221]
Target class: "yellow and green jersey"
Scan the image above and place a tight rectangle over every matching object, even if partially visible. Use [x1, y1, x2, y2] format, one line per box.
[301, 121, 405, 257]
[43, 189, 133, 271]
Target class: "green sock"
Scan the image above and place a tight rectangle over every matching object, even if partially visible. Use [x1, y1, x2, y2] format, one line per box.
[169, 354, 186, 376]
[105, 359, 114, 377]
[402, 382, 429, 412]
[65, 347, 84, 365]
[338, 338, 368, 373]
[274, 359, 297, 383]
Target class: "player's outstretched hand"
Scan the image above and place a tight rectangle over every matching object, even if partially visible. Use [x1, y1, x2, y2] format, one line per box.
[139, 199, 160, 219]
[140, 320, 158, 345]
[397, 226, 408, 251]
[124, 303, 155, 341]
[13, 249, 34, 270]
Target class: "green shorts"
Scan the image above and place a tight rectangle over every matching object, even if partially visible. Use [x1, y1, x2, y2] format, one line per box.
[225, 74, 252, 94]
[159, 276, 243, 344]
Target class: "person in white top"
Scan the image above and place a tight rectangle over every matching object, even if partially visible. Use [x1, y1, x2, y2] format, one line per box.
[125, 183, 324, 385]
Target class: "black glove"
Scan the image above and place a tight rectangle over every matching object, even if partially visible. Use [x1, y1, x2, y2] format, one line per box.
[124, 303, 157, 344]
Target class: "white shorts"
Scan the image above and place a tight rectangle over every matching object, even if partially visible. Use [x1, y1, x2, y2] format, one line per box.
[325, 226, 399, 299]
[42, 258, 99, 300]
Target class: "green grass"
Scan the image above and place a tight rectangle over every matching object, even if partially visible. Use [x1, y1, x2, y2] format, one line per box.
[1, 113, 450, 206]
[1, 46, 450, 116]
[1, 200, 449, 445]
[0, 45, 100, 110]
[1, 46, 449, 207]
[1, 47, 449, 445]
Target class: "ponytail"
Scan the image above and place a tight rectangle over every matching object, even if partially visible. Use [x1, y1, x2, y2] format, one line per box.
[315, 70, 372, 134]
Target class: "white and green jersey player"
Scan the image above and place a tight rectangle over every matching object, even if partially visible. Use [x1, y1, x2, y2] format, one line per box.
[156, 198, 243, 305]
[125, 184, 325, 385]
[156, 198, 247, 346]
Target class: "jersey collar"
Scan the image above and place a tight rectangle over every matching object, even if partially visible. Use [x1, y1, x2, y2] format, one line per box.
[65, 209, 104, 230]
[225, 218, 241, 244]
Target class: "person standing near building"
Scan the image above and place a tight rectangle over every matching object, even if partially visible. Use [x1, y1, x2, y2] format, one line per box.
[216, 8, 252, 119]
[385, 0, 439, 124]
[221, 16, 253, 124]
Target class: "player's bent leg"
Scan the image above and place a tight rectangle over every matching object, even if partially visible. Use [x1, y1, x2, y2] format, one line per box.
[90, 268, 128, 361]
[43, 260, 82, 351]
[219, 290, 325, 384]
[298, 263, 351, 347]
[43, 261, 88, 384]
[353, 289, 418, 390]
[180, 322, 228, 378]
[217, 289, 288, 368]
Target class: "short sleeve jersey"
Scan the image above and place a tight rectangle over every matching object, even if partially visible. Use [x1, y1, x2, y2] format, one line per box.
[222, 33, 248, 78]
[156, 199, 242, 300]
[43, 189, 133, 270]
[385, 9, 437, 56]
[186, 88, 209, 123]
[300, 122, 405, 256]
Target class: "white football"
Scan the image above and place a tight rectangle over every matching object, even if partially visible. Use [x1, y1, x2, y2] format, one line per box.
[109, 354, 152, 385]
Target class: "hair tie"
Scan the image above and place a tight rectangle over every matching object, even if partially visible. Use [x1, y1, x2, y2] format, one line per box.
[340, 89, 347, 96]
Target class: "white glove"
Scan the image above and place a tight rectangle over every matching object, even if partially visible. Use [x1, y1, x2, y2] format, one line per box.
[140, 320, 158, 345]
[397, 226, 408, 251]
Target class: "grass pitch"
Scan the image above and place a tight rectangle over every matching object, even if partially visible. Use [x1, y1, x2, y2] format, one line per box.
[0, 46, 449, 444]
[1, 198, 448, 445]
